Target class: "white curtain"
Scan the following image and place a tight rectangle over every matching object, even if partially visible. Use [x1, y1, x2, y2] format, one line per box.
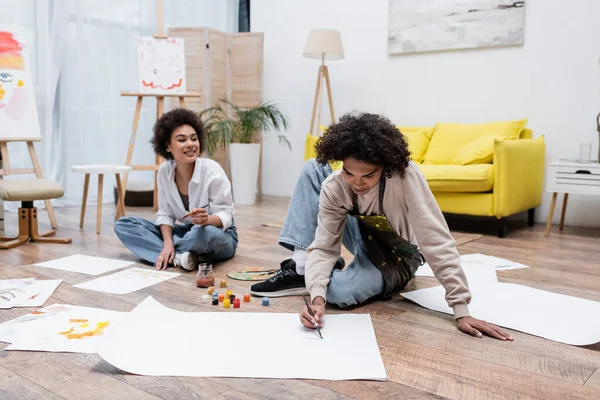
[1, 0, 238, 212]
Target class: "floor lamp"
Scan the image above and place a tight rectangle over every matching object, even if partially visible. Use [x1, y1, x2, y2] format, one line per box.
[303, 29, 344, 135]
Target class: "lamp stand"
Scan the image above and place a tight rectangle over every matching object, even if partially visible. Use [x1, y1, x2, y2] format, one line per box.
[308, 57, 335, 135]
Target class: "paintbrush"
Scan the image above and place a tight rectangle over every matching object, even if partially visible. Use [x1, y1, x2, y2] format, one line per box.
[303, 295, 323, 339]
[181, 204, 209, 219]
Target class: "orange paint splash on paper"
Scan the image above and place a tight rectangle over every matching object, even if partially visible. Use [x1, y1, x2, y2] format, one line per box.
[69, 319, 88, 323]
[59, 321, 110, 340]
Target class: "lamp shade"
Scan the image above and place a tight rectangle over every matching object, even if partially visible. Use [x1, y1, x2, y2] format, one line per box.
[303, 29, 344, 60]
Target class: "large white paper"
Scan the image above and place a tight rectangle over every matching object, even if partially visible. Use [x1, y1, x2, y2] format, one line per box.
[138, 36, 186, 94]
[16, 280, 62, 307]
[495, 262, 530, 271]
[416, 263, 498, 282]
[0, 279, 39, 308]
[460, 253, 513, 268]
[97, 297, 387, 381]
[73, 267, 180, 295]
[34, 254, 135, 276]
[401, 282, 600, 346]
[1, 304, 125, 353]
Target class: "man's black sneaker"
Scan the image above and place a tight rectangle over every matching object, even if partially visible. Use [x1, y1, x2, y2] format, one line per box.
[249, 257, 346, 297]
[334, 256, 345, 270]
[250, 258, 308, 297]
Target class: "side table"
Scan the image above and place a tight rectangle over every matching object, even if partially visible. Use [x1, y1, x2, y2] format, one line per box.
[545, 160, 600, 236]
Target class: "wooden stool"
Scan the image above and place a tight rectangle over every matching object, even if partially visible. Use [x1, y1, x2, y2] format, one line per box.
[0, 179, 72, 249]
[72, 165, 132, 234]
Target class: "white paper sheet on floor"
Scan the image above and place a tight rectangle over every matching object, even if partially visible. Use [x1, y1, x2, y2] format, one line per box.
[0, 304, 125, 353]
[34, 254, 135, 275]
[416, 263, 498, 282]
[401, 281, 600, 346]
[460, 253, 530, 271]
[73, 267, 180, 294]
[96, 296, 387, 381]
[16, 280, 63, 307]
[0, 279, 41, 309]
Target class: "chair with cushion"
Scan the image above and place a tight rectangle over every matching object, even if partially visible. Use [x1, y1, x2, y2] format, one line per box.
[0, 179, 72, 249]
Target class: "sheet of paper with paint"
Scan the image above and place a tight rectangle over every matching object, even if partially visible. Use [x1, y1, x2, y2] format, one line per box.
[34, 254, 135, 276]
[1, 303, 72, 325]
[0, 279, 40, 309]
[401, 282, 600, 346]
[73, 267, 180, 295]
[16, 279, 63, 307]
[415, 263, 498, 282]
[97, 296, 387, 381]
[1, 304, 125, 353]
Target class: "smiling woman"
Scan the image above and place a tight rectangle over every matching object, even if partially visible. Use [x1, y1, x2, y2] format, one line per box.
[114, 108, 238, 273]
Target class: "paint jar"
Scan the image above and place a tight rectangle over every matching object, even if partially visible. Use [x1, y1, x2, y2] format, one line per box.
[195, 263, 215, 288]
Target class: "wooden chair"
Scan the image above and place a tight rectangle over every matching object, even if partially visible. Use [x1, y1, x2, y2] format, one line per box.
[0, 179, 72, 249]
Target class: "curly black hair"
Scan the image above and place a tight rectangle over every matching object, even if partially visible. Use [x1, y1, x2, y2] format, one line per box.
[151, 108, 206, 160]
[315, 112, 411, 178]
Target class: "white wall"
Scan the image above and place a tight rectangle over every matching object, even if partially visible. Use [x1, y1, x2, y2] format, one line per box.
[252, 0, 600, 228]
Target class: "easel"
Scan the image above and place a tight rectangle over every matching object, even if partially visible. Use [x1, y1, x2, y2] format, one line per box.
[0, 139, 58, 229]
[120, 0, 200, 210]
[308, 57, 336, 136]
[120, 91, 201, 210]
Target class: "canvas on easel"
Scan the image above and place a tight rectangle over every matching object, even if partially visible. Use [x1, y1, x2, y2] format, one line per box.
[138, 36, 186, 95]
[0, 23, 57, 228]
[120, 0, 200, 211]
[0, 25, 41, 141]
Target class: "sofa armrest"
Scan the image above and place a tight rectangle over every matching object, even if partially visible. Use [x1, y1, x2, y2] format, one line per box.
[493, 136, 546, 217]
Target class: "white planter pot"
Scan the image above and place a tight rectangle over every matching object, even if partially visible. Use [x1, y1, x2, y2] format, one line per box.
[228, 143, 261, 205]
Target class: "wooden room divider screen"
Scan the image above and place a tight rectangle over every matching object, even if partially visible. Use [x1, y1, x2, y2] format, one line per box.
[166, 27, 264, 189]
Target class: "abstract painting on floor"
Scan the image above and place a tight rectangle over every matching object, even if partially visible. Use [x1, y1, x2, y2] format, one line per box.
[388, 1, 526, 55]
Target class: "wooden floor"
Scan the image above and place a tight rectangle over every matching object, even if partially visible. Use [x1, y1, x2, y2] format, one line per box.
[1, 196, 600, 400]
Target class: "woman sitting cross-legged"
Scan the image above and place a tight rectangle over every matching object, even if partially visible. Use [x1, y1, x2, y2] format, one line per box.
[114, 108, 238, 271]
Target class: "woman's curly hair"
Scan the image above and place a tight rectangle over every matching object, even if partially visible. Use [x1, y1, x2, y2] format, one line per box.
[151, 108, 207, 160]
[315, 112, 411, 178]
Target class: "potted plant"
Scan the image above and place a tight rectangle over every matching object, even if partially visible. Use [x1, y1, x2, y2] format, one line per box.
[200, 99, 290, 205]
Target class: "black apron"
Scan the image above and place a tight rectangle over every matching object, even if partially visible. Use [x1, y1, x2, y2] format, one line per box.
[349, 177, 425, 299]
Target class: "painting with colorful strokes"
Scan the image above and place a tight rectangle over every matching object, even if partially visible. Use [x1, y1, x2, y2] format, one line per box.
[137, 36, 186, 95]
[0, 304, 125, 353]
[0, 24, 41, 140]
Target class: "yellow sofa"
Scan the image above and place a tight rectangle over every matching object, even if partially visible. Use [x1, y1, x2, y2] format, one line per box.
[305, 120, 545, 237]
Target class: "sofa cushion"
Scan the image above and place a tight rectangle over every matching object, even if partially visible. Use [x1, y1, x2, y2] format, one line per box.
[452, 134, 516, 165]
[422, 119, 528, 165]
[398, 126, 433, 163]
[416, 164, 494, 192]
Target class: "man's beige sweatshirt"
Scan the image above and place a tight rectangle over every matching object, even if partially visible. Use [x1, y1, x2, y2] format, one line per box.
[306, 162, 472, 319]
